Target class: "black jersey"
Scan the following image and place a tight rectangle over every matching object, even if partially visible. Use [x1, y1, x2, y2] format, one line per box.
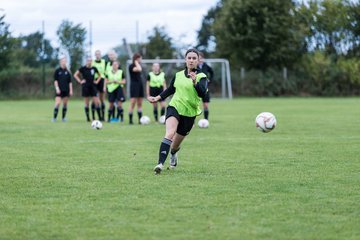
[54, 67, 72, 91]
[199, 62, 214, 81]
[129, 63, 143, 82]
[78, 66, 99, 85]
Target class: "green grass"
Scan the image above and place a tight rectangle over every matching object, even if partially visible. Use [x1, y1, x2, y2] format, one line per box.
[0, 98, 359, 240]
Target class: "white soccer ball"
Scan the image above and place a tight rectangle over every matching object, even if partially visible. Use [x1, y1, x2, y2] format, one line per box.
[140, 116, 151, 125]
[255, 112, 277, 133]
[91, 120, 103, 130]
[198, 119, 209, 128]
[159, 115, 166, 124]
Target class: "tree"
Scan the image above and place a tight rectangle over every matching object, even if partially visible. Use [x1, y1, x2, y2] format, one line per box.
[13, 32, 55, 68]
[196, 2, 222, 54]
[143, 26, 174, 59]
[214, 0, 305, 70]
[0, 15, 14, 71]
[56, 20, 86, 72]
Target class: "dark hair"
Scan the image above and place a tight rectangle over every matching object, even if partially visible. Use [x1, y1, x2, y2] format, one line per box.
[199, 52, 205, 58]
[185, 48, 199, 57]
[132, 53, 142, 63]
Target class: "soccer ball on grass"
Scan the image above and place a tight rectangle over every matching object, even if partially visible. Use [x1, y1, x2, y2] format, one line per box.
[198, 119, 209, 128]
[91, 120, 103, 130]
[255, 112, 276, 133]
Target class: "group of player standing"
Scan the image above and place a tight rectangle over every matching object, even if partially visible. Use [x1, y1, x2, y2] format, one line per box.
[51, 49, 213, 125]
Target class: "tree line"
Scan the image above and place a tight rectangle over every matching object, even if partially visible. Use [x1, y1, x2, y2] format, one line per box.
[1, 0, 360, 98]
[196, 0, 360, 96]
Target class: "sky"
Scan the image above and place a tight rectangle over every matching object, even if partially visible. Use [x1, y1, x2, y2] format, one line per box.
[1, 0, 219, 54]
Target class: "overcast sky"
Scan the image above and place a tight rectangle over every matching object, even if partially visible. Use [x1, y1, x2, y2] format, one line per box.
[1, 0, 218, 54]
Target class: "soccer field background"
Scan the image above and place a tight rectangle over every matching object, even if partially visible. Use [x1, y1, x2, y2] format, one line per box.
[0, 98, 359, 239]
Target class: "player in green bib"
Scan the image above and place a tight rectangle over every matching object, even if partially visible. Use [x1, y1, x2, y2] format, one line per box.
[148, 49, 208, 174]
[146, 63, 167, 122]
[92, 50, 107, 121]
[105, 61, 126, 122]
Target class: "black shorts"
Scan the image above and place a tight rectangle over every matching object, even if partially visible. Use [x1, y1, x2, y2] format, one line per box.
[82, 84, 98, 97]
[108, 87, 126, 103]
[130, 81, 144, 98]
[95, 78, 105, 93]
[166, 106, 196, 136]
[202, 91, 210, 103]
[150, 87, 164, 101]
[55, 90, 69, 98]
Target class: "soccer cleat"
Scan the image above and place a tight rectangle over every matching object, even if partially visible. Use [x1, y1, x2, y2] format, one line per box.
[62, 118, 67, 122]
[154, 163, 164, 174]
[168, 152, 178, 169]
[51, 118, 57, 122]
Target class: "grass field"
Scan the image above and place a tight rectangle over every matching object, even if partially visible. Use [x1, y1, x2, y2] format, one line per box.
[0, 98, 359, 240]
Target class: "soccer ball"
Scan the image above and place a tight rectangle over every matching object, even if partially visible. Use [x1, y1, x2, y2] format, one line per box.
[91, 120, 103, 130]
[198, 119, 209, 128]
[140, 116, 151, 125]
[159, 115, 166, 124]
[255, 112, 276, 133]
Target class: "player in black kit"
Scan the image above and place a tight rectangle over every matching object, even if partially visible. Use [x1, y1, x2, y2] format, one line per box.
[74, 56, 102, 122]
[52, 57, 73, 122]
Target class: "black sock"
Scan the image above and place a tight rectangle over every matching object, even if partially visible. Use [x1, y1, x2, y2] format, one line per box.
[170, 147, 180, 155]
[129, 112, 133, 124]
[108, 108, 113, 122]
[101, 103, 105, 120]
[153, 107, 158, 121]
[137, 111, 142, 124]
[91, 103, 96, 120]
[204, 109, 209, 120]
[158, 138, 172, 164]
[117, 107, 124, 121]
[85, 107, 90, 121]
[96, 106, 101, 120]
[53, 107, 59, 119]
[160, 107, 165, 116]
[62, 106, 67, 119]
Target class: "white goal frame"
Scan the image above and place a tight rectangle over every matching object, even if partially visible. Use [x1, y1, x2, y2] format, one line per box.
[125, 59, 232, 99]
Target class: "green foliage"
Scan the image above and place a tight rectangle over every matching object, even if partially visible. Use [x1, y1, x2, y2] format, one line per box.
[143, 26, 174, 59]
[12, 32, 55, 68]
[0, 15, 14, 71]
[0, 99, 360, 239]
[56, 20, 87, 72]
[196, 2, 222, 53]
[214, 0, 304, 70]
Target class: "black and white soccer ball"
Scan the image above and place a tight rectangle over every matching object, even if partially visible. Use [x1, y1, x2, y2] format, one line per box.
[91, 120, 103, 130]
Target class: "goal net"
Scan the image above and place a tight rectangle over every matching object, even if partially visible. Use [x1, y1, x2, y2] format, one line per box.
[125, 59, 232, 99]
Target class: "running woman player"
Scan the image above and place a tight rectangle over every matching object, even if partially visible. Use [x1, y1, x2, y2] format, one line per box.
[148, 49, 208, 174]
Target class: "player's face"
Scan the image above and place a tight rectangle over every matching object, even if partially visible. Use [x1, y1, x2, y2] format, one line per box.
[59, 58, 67, 68]
[199, 56, 204, 64]
[185, 52, 199, 70]
[112, 62, 119, 71]
[152, 63, 160, 73]
[86, 58, 92, 66]
[95, 51, 101, 59]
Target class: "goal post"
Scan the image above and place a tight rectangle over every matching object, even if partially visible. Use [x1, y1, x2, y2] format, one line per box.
[125, 58, 232, 99]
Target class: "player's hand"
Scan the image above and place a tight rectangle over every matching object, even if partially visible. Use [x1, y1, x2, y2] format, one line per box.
[148, 96, 159, 103]
[56, 89, 61, 95]
[189, 72, 197, 84]
[80, 79, 86, 84]
[69, 91, 73, 96]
